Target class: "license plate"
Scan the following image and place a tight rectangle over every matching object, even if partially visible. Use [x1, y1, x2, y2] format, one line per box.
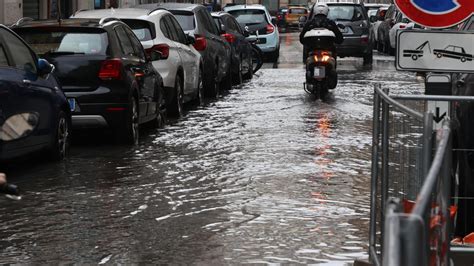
[314, 67, 325, 78]
[68, 98, 77, 112]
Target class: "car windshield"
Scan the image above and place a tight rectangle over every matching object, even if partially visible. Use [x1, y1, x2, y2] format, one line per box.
[174, 14, 195, 31]
[228, 9, 267, 25]
[328, 5, 365, 22]
[122, 19, 154, 42]
[16, 29, 108, 56]
[368, 10, 377, 17]
[289, 8, 306, 14]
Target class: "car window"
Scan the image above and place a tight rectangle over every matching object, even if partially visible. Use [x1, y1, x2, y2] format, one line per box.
[228, 9, 268, 25]
[0, 44, 9, 67]
[115, 26, 135, 56]
[169, 16, 187, 44]
[213, 17, 223, 32]
[15, 28, 108, 56]
[164, 15, 180, 42]
[328, 5, 365, 22]
[231, 18, 243, 34]
[124, 27, 146, 60]
[201, 10, 219, 35]
[160, 17, 172, 39]
[173, 12, 196, 31]
[224, 17, 238, 32]
[1, 28, 36, 73]
[123, 19, 154, 42]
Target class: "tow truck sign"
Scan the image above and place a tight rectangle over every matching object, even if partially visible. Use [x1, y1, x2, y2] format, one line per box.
[396, 30, 474, 73]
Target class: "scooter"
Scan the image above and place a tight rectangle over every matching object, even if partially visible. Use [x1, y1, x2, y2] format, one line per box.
[302, 28, 339, 100]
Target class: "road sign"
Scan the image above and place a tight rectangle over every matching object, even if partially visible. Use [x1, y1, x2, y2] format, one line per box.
[395, 0, 474, 28]
[427, 101, 450, 130]
[397, 30, 474, 73]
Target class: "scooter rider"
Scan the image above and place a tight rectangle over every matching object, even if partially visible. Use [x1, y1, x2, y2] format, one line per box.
[300, 3, 343, 63]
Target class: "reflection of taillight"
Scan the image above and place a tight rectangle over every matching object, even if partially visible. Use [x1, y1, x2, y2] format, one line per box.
[266, 24, 274, 34]
[193, 34, 207, 51]
[99, 59, 122, 80]
[146, 44, 169, 59]
[221, 33, 236, 43]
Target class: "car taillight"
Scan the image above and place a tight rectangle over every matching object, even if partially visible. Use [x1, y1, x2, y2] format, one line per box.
[146, 44, 169, 59]
[193, 35, 207, 51]
[399, 24, 406, 29]
[361, 35, 369, 44]
[266, 24, 274, 34]
[221, 33, 236, 43]
[99, 59, 122, 80]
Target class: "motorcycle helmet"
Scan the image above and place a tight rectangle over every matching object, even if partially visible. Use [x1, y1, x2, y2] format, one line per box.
[313, 3, 329, 16]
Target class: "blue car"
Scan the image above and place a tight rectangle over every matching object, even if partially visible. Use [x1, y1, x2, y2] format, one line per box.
[224, 4, 280, 62]
[0, 25, 71, 161]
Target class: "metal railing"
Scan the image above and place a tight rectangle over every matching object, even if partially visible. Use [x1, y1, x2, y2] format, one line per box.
[368, 84, 474, 266]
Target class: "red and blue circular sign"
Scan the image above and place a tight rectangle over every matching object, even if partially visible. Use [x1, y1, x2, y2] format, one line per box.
[395, 0, 474, 28]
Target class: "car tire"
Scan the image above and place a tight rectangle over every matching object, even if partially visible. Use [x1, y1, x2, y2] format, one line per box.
[168, 75, 183, 118]
[233, 58, 243, 85]
[243, 56, 253, 80]
[193, 67, 204, 105]
[49, 111, 70, 161]
[220, 67, 232, 91]
[384, 39, 390, 54]
[363, 50, 373, 65]
[204, 64, 219, 99]
[117, 95, 139, 145]
[270, 48, 280, 62]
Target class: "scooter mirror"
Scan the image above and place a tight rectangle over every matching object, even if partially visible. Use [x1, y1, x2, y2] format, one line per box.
[0, 113, 39, 141]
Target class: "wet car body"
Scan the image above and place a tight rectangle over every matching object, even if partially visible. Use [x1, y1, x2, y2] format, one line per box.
[136, 3, 232, 96]
[309, 2, 373, 64]
[452, 15, 474, 236]
[377, 3, 399, 55]
[285, 6, 308, 28]
[0, 25, 70, 161]
[13, 19, 164, 144]
[224, 4, 280, 61]
[212, 12, 253, 83]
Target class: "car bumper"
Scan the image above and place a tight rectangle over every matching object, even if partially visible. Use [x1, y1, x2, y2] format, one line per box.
[0, 138, 49, 161]
[337, 36, 371, 57]
[256, 34, 280, 53]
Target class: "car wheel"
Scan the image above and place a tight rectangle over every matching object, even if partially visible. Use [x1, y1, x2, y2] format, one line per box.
[117, 96, 139, 145]
[193, 67, 204, 105]
[204, 64, 219, 98]
[243, 56, 253, 80]
[270, 48, 280, 62]
[412, 55, 418, 61]
[168, 75, 183, 118]
[233, 58, 243, 85]
[220, 66, 232, 91]
[461, 57, 466, 62]
[377, 33, 383, 52]
[363, 50, 373, 65]
[49, 111, 70, 161]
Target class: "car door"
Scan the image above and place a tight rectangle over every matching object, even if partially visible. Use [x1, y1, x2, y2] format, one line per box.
[114, 25, 148, 119]
[226, 16, 252, 73]
[201, 9, 229, 80]
[123, 25, 157, 118]
[169, 15, 199, 95]
[0, 27, 57, 148]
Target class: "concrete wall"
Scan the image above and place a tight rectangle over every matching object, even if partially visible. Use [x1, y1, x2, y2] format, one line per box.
[0, 0, 23, 25]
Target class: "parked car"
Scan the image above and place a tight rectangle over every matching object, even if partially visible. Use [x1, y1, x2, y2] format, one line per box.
[224, 4, 280, 62]
[371, 6, 389, 50]
[13, 18, 165, 145]
[276, 7, 288, 28]
[72, 8, 203, 118]
[377, 3, 399, 55]
[0, 24, 71, 161]
[389, 13, 414, 51]
[136, 3, 232, 98]
[308, 1, 374, 65]
[285, 6, 308, 28]
[451, 15, 474, 237]
[212, 11, 254, 84]
[364, 3, 389, 16]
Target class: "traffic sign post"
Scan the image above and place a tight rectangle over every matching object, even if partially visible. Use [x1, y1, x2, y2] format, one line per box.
[425, 74, 451, 130]
[397, 30, 474, 73]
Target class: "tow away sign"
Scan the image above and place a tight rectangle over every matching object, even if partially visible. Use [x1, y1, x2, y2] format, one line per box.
[396, 30, 474, 73]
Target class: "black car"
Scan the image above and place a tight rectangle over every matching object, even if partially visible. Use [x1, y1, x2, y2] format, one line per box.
[212, 11, 253, 84]
[276, 7, 288, 28]
[136, 3, 232, 97]
[13, 18, 165, 145]
[377, 3, 399, 55]
[0, 25, 71, 161]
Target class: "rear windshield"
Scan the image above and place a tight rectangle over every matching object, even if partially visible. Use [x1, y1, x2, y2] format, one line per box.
[289, 8, 307, 14]
[15, 28, 108, 56]
[173, 14, 195, 31]
[328, 5, 365, 21]
[123, 19, 154, 41]
[228, 9, 267, 25]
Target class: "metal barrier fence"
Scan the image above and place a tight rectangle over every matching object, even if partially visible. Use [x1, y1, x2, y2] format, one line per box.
[368, 84, 474, 266]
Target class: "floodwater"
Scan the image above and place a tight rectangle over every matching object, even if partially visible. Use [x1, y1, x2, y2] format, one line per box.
[0, 32, 423, 264]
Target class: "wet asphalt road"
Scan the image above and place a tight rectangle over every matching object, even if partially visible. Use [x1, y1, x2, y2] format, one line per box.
[0, 32, 424, 264]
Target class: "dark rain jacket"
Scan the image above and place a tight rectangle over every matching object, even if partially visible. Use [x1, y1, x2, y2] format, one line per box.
[299, 14, 344, 53]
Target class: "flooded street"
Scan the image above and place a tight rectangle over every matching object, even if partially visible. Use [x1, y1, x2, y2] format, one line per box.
[0, 32, 423, 264]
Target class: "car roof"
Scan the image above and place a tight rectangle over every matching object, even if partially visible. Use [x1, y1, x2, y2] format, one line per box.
[224, 4, 269, 12]
[135, 3, 203, 12]
[211, 11, 231, 17]
[73, 8, 170, 19]
[10, 18, 115, 29]
[364, 3, 389, 7]
[316, 0, 363, 4]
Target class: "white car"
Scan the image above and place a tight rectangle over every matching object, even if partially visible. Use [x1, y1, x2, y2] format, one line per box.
[73, 8, 202, 118]
[371, 6, 389, 47]
[389, 14, 414, 50]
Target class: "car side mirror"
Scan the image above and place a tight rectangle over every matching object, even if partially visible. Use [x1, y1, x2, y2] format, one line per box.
[369, 16, 377, 23]
[299, 16, 307, 23]
[186, 34, 195, 45]
[337, 24, 346, 29]
[37, 58, 54, 76]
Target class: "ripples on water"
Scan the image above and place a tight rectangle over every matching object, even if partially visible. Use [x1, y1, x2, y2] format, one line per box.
[0, 54, 423, 264]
